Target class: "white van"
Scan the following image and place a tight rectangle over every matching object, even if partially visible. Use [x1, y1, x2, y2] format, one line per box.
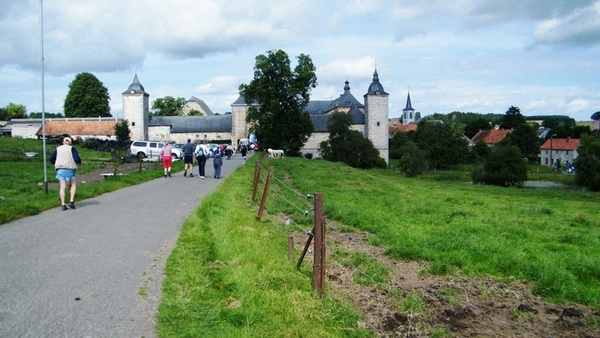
[129, 141, 182, 160]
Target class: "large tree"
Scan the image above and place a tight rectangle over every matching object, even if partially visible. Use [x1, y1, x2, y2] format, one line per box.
[0, 103, 27, 120]
[499, 106, 526, 130]
[64, 72, 111, 117]
[507, 123, 540, 162]
[239, 49, 317, 156]
[151, 96, 187, 116]
[318, 112, 379, 169]
[414, 120, 470, 169]
[464, 117, 492, 139]
[574, 134, 600, 191]
[472, 141, 527, 187]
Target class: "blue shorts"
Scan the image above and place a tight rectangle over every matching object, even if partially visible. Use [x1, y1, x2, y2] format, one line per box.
[56, 168, 76, 182]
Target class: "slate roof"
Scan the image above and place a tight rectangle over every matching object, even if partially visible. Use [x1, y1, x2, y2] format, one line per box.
[122, 74, 147, 95]
[540, 138, 580, 151]
[470, 129, 512, 145]
[366, 69, 388, 95]
[149, 115, 232, 133]
[187, 96, 215, 116]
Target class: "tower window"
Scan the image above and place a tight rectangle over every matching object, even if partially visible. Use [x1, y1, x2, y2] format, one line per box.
[377, 122, 380, 126]
[131, 122, 135, 126]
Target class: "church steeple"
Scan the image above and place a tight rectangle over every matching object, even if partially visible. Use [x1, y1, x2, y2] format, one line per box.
[402, 92, 415, 125]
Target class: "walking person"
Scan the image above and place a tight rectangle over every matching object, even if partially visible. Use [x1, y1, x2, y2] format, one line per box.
[212, 148, 223, 179]
[240, 144, 247, 160]
[195, 140, 209, 179]
[181, 139, 196, 177]
[50, 137, 83, 211]
[159, 141, 172, 177]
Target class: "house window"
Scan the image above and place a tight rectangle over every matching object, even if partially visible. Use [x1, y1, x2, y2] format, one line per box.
[545, 150, 548, 154]
[566, 151, 569, 155]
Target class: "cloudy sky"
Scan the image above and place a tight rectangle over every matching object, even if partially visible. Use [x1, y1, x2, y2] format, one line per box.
[1, 0, 599, 121]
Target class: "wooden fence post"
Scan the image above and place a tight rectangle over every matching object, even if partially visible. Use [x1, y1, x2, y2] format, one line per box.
[252, 161, 261, 201]
[257, 172, 271, 221]
[312, 193, 325, 297]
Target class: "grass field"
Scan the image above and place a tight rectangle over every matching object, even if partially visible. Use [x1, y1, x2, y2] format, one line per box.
[157, 155, 599, 336]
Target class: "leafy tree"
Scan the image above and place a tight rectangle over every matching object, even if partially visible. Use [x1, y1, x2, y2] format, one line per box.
[574, 134, 600, 191]
[389, 130, 413, 159]
[151, 96, 187, 116]
[397, 141, 427, 177]
[239, 49, 317, 156]
[188, 109, 204, 116]
[542, 116, 576, 129]
[114, 119, 131, 142]
[499, 106, 526, 130]
[415, 120, 469, 169]
[64, 72, 111, 117]
[507, 123, 540, 162]
[318, 112, 379, 169]
[591, 111, 600, 121]
[28, 112, 64, 118]
[472, 142, 527, 187]
[0, 103, 27, 120]
[464, 117, 492, 139]
[470, 141, 490, 161]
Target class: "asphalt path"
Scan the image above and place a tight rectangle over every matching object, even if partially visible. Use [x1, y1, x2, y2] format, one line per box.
[0, 155, 248, 338]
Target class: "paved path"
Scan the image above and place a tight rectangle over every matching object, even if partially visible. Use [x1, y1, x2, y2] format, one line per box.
[0, 156, 248, 338]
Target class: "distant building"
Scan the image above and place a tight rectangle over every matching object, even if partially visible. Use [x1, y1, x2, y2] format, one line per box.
[540, 137, 580, 167]
[470, 129, 512, 146]
[182, 96, 214, 116]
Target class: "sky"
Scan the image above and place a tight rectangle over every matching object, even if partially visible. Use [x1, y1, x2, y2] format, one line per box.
[1, 0, 599, 121]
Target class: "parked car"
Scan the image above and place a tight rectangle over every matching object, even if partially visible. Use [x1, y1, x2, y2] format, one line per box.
[129, 141, 182, 160]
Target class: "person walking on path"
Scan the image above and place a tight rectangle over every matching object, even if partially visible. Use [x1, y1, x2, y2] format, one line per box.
[50, 136, 83, 211]
[240, 144, 248, 160]
[195, 140, 209, 179]
[181, 139, 196, 177]
[212, 148, 223, 179]
[159, 141, 172, 177]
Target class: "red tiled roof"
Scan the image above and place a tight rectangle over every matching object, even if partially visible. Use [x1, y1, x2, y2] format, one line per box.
[37, 120, 118, 137]
[470, 129, 512, 145]
[389, 123, 418, 134]
[540, 138, 580, 151]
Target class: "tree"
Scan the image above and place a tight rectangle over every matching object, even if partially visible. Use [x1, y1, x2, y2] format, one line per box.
[389, 130, 413, 159]
[114, 119, 131, 142]
[591, 111, 600, 121]
[64, 72, 111, 117]
[318, 112, 380, 169]
[499, 106, 526, 130]
[415, 120, 469, 169]
[507, 123, 540, 162]
[464, 117, 492, 139]
[239, 49, 317, 156]
[472, 142, 527, 187]
[0, 103, 27, 120]
[28, 112, 64, 118]
[397, 141, 427, 177]
[574, 134, 600, 191]
[151, 96, 187, 116]
[188, 109, 204, 116]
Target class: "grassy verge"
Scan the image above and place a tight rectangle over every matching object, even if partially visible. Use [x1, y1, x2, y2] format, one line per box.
[158, 157, 369, 337]
[0, 137, 181, 225]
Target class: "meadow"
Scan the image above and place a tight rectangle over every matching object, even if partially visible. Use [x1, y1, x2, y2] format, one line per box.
[157, 155, 599, 336]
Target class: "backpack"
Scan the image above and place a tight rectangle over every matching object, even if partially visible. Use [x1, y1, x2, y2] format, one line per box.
[196, 147, 204, 157]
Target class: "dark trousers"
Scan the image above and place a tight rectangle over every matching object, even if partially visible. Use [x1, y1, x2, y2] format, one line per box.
[197, 156, 207, 176]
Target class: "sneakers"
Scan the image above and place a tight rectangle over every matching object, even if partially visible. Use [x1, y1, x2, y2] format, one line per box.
[167, 172, 171, 177]
[190, 173, 194, 177]
[164, 175, 167, 178]
[200, 176, 205, 179]
[61, 205, 68, 211]
[184, 170, 187, 177]
[68, 201, 76, 209]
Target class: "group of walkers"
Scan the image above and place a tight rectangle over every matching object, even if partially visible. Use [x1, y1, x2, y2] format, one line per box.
[161, 139, 225, 179]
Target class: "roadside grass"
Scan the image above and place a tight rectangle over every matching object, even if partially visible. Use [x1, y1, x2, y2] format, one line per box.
[0, 137, 180, 225]
[158, 159, 369, 337]
[261, 158, 600, 307]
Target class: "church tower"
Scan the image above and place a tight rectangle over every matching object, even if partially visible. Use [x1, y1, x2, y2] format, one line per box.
[402, 92, 415, 125]
[122, 74, 149, 141]
[364, 69, 389, 163]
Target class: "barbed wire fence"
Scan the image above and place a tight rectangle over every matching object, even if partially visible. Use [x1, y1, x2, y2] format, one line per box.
[252, 153, 326, 296]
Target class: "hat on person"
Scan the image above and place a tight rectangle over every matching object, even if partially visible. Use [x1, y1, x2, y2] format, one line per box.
[214, 148, 221, 155]
[63, 137, 72, 144]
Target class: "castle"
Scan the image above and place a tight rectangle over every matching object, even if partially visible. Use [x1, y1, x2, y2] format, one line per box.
[123, 70, 391, 162]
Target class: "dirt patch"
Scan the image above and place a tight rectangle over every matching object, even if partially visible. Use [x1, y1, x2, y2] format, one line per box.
[293, 221, 600, 337]
[75, 161, 161, 185]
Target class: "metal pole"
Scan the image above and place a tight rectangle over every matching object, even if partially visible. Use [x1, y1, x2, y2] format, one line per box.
[40, 0, 48, 194]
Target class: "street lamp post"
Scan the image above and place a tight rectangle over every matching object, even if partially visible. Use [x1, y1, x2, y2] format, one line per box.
[550, 134, 557, 170]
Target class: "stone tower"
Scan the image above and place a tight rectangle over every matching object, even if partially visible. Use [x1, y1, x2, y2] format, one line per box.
[364, 69, 389, 163]
[402, 92, 415, 125]
[231, 96, 249, 144]
[122, 74, 149, 141]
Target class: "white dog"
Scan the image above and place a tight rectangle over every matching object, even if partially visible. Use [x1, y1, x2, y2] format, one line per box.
[267, 148, 285, 158]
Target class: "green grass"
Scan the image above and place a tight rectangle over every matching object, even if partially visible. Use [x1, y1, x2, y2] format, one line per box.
[0, 137, 179, 224]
